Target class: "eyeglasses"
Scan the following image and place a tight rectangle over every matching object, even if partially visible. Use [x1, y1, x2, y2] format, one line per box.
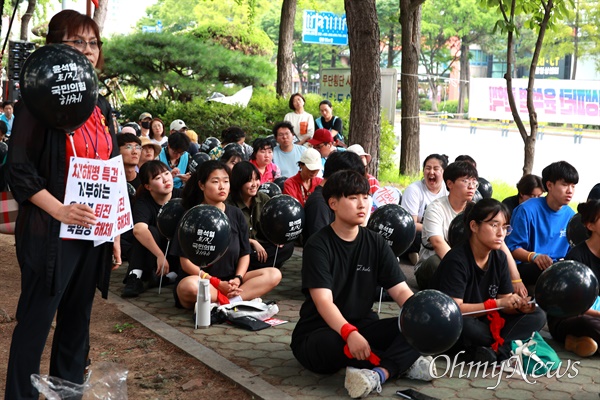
[122, 144, 142, 151]
[459, 179, 479, 189]
[314, 143, 328, 150]
[62, 39, 102, 52]
[482, 221, 513, 236]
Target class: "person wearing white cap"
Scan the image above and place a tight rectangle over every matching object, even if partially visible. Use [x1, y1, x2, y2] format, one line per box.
[169, 119, 187, 134]
[283, 148, 324, 207]
[139, 112, 152, 138]
[347, 144, 380, 195]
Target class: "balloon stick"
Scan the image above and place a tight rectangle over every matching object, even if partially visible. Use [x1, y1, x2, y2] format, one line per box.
[158, 240, 171, 294]
[272, 245, 279, 269]
[377, 288, 383, 314]
[461, 300, 536, 316]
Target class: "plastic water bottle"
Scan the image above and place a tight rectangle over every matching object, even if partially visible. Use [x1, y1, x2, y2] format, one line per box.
[195, 279, 211, 329]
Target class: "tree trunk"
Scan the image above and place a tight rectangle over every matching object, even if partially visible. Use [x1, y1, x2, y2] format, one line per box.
[93, 0, 109, 34]
[276, 0, 296, 97]
[429, 79, 438, 112]
[571, 0, 579, 80]
[457, 42, 469, 115]
[331, 48, 336, 67]
[399, 0, 424, 177]
[387, 27, 395, 68]
[344, 0, 381, 177]
[19, 0, 36, 41]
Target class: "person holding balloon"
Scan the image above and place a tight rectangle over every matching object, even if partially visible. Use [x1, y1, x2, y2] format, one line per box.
[432, 199, 546, 364]
[291, 170, 436, 400]
[4, 10, 120, 399]
[121, 160, 182, 298]
[548, 199, 600, 357]
[172, 160, 282, 309]
[227, 161, 294, 270]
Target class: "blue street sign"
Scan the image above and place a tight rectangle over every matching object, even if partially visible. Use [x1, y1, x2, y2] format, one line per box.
[302, 10, 348, 46]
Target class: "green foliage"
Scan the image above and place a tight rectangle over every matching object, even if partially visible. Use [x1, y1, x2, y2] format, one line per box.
[191, 22, 275, 56]
[490, 180, 517, 201]
[379, 115, 397, 174]
[102, 32, 275, 102]
[438, 100, 469, 114]
[114, 322, 134, 333]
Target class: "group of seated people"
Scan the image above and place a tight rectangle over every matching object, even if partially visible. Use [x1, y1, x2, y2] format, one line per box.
[114, 111, 599, 398]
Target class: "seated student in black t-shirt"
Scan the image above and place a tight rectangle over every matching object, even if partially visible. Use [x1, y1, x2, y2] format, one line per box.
[226, 161, 294, 270]
[432, 198, 546, 364]
[551, 199, 600, 357]
[171, 160, 282, 309]
[122, 160, 182, 298]
[291, 170, 436, 399]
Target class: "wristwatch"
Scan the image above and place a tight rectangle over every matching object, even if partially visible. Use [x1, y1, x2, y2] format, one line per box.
[235, 275, 244, 285]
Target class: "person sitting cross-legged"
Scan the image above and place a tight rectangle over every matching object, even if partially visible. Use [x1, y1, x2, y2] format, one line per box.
[432, 199, 546, 365]
[291, 170, 436, 399]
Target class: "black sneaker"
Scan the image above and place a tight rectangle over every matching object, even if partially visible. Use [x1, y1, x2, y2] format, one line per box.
[121, 274, 144, 298]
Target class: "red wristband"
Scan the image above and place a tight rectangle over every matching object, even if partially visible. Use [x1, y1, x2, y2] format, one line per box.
[483, 299, 497, 310]
[209, 276, 221, 288]
[340, 323, 358, 342]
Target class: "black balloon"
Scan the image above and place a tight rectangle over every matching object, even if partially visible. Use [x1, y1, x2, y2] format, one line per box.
[477, 177, 493, 199]
[260, 195, 304, 244]
[399, 290, 463, 355]
[188, 152, 211, 174]
[273, 176, 287, 192]
[535, 260, 599, 318]
[258, 182, 282, 198]
[472, 190, 483, 203]
[178, 204, 231, 266]
[20, 44, 99, 132]
[566, 213, 589, 248]
[367, 204, 416, 256]
[223, 142, 246, 157]
[126, 183, 136, 198]
[0, 142, 7, 163]
[448, 212, 469, 248]
[157, 198, 186, 240]
[202, 137, 220, 153]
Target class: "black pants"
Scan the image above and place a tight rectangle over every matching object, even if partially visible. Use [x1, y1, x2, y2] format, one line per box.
[5, 240, 106, 400]
[517, 262, 544, 286]
[249, 240, 294, 270]
[548, 314, 600, 344]
[460, 307, 547, 361]
[291, 316, 420, 378]
[126, 226, 180, 282]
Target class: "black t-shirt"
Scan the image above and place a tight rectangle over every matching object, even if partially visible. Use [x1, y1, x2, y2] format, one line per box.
[292, 226, 405, 341]
[319, 116, 343, 136]
[565, 242, 600, 282]
[170, 204, 251, 279]
[432, 242, 513, 303]
[133, 188, 182, 227]
[303, 186, 334, 241]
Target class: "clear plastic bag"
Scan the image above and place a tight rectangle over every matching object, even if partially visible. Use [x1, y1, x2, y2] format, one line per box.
[31, 362, 128, 399]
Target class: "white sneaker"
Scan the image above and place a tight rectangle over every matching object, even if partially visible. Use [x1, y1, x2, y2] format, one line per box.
[344, 367, 382, 398]
[405, 356, 436, 381]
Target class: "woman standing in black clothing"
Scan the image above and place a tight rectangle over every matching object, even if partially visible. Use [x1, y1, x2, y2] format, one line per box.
[5, 10, 120, 399]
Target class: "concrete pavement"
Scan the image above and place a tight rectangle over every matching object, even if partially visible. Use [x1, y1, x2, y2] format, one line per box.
[108, 249, 600, 399]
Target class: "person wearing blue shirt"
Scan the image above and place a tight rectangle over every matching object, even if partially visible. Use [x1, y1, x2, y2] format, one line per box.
[1, 101, 15, 137]
[158, 132, 190, 189]
[506, 161, 578, 286]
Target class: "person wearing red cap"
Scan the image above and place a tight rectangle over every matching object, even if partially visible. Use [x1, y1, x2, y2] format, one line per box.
[308, 128, 342, 175]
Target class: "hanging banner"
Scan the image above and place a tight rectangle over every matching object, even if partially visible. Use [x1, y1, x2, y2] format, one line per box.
[469, 78, 600, 126]
[302, 10, 348, 46]
[60, 155, 133, 243]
